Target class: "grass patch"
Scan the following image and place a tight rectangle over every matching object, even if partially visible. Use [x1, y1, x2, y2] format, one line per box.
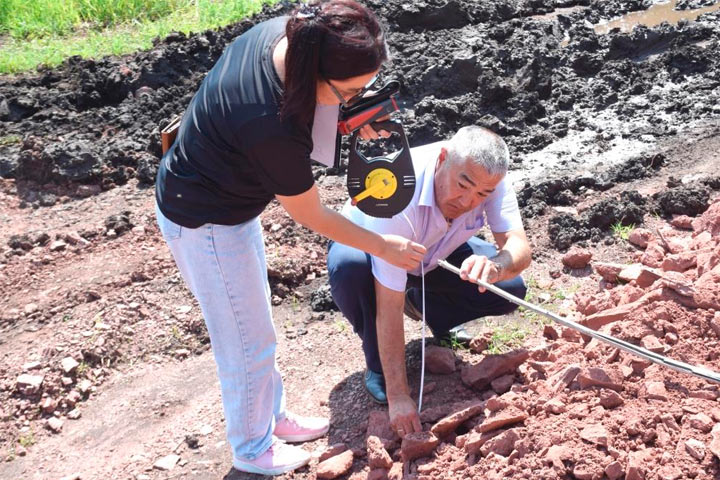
[18, 430, 35, 448]
[611, 221, 634, 241]
[0, 0, 281, 74]
[485, 321, 531, 354]
[0, 134, 22, 146]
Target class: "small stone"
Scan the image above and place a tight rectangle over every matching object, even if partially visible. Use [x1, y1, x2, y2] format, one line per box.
[49, 240, 67, 252]
[544, 398, 566, 414]
[640, 335, 664, 353]
[628, 228, 654, 249]
[460, 349, 529, 391]
[67, 409, 81, 420]
[543, 324, 559, 340]
[599, 389, 624, 409]
[424, 346, 456, 374]
[605, 460, 624, 480]
[430, 401, 484, 438]
[689, 413, 714, 433]
[153, 454, 180, 471]
[367, 411, 399, 443]
[685, 439, 706, 461]
[580, 424, 609, 447]
[316, 449, 353, 479]
[490, 374, 514, 394]
[550, 364, 581, 393]
[16, 374, 44, 395]
[61, 357, 80, 374]
[480, 428, 519, 457]
[41, 397, 57, 414]
[618, 264, 661, 288]
[367, 436, 392, 469]
[469, 332, 492, 353]
[22, 361, 42, 371]
[47, 417, 63, 433]
[577, 367, 623, 391]
[78, 379, 92, 394]
[477, 407, 527, 433]
[562, 247, 592, 269]
[401, 432, 439, 462]
[24, 303, 39, 315]
[710, 423, 720, 460]
[645, 381, 668, 401]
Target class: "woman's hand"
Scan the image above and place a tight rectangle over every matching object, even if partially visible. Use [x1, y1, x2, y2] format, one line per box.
[379, 234, 426, 270]
[358, 123, 391, 140]
[358, 113, 391, 141]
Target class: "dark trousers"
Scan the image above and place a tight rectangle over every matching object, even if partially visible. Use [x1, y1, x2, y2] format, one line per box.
[327, 237, 527, 373]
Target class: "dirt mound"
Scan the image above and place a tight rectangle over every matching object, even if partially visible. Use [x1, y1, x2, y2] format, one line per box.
[317, 197, 720, 480]
[2, 1, 720, 203]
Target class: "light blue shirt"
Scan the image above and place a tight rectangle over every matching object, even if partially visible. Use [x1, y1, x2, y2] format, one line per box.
[342, 141, 523, 292]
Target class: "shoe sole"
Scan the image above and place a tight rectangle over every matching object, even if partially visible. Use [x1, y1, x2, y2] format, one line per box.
[233, 456, 310, 476]
[275, 424, 330, 443]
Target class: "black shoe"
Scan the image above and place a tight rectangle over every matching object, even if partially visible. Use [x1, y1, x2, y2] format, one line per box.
[432, 325, 473, 348]
[364, 369, 388, 405]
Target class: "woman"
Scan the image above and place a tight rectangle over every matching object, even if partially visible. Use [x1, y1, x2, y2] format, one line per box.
[154, 0, 426, 475]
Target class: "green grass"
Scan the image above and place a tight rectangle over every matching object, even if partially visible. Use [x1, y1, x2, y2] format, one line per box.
[611, 221, 634, 241]
[18, 431, 35, 448]
[485, 321, 531, 354]
[0, 0, 281, 74]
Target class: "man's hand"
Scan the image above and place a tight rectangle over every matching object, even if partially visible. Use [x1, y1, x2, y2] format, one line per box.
[460, 254, 503, 293]
[388, 394, 422, 438]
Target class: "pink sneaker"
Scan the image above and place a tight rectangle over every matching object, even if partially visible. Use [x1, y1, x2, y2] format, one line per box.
[233, 439, 311, 475]
[273, 411, 330, 443]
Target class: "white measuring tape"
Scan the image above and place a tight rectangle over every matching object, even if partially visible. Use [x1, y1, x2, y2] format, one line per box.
[400, 212, 427, 412]
[437, 259, 720, 384]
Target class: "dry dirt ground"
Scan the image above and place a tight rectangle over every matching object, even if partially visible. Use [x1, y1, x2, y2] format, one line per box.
[1, 0, 720, 479]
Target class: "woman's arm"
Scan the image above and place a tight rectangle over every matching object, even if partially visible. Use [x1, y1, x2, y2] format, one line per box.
[276, 184, 425, 270]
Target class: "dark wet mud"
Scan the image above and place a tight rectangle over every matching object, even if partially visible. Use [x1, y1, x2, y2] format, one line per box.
[1, 0, 719, 247]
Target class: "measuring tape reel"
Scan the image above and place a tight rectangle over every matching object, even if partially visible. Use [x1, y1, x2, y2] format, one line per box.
[347, 120, 416, 218]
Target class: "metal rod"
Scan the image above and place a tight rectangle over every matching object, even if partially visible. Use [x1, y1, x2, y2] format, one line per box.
[436, 259, 720, 384]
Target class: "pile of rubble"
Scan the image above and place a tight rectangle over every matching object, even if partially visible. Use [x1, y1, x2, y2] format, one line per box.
[313, 198, 720, 479]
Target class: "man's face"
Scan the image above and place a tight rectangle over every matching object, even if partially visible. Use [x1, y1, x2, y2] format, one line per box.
[434, 148, 504, 220]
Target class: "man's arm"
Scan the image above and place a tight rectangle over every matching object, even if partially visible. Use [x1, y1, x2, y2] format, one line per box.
[460, 228, 532, 292]
[375, 279, 422, 437]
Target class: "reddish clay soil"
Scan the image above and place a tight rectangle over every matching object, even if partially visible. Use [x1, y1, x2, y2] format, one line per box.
[2, 0, 720, 479]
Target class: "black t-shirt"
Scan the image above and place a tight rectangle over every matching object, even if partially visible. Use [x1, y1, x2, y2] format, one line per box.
[156, 16, 315, 228]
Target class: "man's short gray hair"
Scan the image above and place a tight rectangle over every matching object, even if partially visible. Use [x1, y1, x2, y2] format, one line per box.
[446, 126, 509, 177]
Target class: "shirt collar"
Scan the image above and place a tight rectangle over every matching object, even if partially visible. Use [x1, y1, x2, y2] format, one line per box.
[418, 155, 439, 208]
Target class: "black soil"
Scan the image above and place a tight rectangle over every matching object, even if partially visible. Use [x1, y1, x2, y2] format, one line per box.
[1, 0, 720, 249]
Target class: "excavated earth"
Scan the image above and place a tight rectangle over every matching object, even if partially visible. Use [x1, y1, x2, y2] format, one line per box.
[1, 0, 720, 479]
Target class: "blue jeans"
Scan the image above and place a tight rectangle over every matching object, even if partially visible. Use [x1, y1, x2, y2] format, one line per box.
[155, 205, 285, 462]
[328, 237, 527, 373]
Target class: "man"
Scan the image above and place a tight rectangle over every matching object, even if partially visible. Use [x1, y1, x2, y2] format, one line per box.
[328, 126, 532, 438]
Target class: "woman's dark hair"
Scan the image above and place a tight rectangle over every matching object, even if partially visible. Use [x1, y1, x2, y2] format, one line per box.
[281, 0, 388, 125]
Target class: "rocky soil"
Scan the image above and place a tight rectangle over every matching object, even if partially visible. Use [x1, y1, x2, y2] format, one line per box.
[1, 0, 720, 479]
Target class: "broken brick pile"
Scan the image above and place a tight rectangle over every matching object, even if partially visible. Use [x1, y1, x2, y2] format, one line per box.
[314, 198, 720, 479]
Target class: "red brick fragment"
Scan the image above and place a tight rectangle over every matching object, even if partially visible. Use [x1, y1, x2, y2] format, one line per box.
[400, 431, 439, 462]
[477, 407, 527, 433]
[577, 367, 623, 391]
[424, 345, 456, 374]
[562, 246, 592, 269]
[460, 349, 529, 391]
[430, 401, 484, 438]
